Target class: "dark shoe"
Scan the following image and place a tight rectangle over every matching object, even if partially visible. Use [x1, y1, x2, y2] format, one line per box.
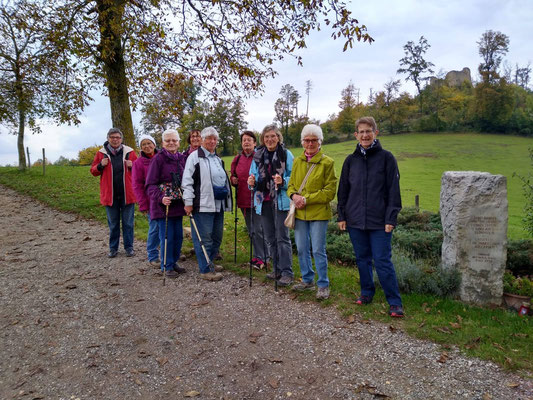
[292, 281, 315, 291]
[214, 253, 223, 261]
[356, 295, 373, 305]
[277, 275, 293, 287]
[149, 260, 161, 268]
[125, 248, 135, 257]
[316, 287, 330, 300]
[200, 272, 223, 281]
[108, 249, 118, 258]
[389, 305, 404, 318]
[266, 271, 281, 281]
[173, 264, 187, 274]
[164, 270, 179, 279]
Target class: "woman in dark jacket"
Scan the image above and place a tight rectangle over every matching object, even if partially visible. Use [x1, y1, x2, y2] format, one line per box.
[337, 116, 404, 317]
[230, 130, 267, 269]
[146, 129, 187, 278]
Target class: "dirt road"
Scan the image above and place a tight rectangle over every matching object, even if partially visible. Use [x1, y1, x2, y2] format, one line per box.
[0, 186, 531, 399]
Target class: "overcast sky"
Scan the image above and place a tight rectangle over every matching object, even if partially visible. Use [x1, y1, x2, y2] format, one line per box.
[1, 0, 532, 165]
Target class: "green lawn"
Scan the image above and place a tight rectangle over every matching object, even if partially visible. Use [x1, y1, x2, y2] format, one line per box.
[1, 131, 532, 373]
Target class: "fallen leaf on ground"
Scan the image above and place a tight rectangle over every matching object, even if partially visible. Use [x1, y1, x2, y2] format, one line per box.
[157, 357, 168, 366]
[268, 378, 279, 388]
[437, 351, 449, 363]
[347, 315, 356, 324]
[134, 378, 142, 385]
[449, 322, 461, 329]
[184, 390, 201, 397]
[482, 393, 492, 400]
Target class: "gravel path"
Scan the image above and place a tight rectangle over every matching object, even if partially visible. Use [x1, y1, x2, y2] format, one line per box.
[0, 185, 531, 400]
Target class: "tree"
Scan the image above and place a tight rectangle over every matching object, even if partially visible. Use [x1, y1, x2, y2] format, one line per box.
[78, 145, 101, 165]
[205, 97, 247, 156]
[51, 0, 373, 147]
[274, 84, 300, 143]
[0, 0, 88, 170]
[397, 36, 434, 111]
[477, 30, 509, 83]
[305, 80, 313, 117]
[474, 76, 514, 132]
[514, 148, 533, 236]
[335, 81, 358, 137]
[514, 63, 531, 90]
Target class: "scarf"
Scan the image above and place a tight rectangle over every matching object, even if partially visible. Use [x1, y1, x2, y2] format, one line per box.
[253, 143, 287, 199]
[161, 147, 180, 161]
[106, 143, 123, 156]
[357, 139, 377, 156]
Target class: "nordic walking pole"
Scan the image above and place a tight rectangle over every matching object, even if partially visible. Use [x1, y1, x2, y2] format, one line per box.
[234, 184, 238, 263]
[163, 204, 169, 286]
[189, 214, 215, 272]
[273, 181, 279, 292]
[249, 190, 254, 287]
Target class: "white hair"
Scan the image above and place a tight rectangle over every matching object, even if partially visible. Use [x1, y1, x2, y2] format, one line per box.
[301, 124, 323, 143]
[201, 126, 219, 140]
[162, 129, 180, 142]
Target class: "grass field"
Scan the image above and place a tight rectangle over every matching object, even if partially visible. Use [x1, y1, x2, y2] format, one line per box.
[1, 132, 532, 373]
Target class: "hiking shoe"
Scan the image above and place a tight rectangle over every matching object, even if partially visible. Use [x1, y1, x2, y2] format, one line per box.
[214, 253, 223, 261]
[125, 248, 135, 257]
[316, 286, 330, 300]
[356, 295, 373, 305]
[149, 260, 161, 268]
[277, 275, 293, 287]
[389, 305, 404, 318]
[200, 272, 223, 281]
[213, 264, 224, 272]
[164, 270, 179, 279]
[251, 258, 265, 270]
[173, 264, 187, 274]
[266, 271, 281, 280]
[292, 281, 316, 291]
[108, 249, 118, 258]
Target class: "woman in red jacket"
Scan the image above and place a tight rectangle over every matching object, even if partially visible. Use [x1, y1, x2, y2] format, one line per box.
[230, 131, 268, 269]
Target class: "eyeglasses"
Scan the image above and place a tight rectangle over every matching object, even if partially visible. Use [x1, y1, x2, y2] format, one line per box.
[358, 129, 374, 135]
[109, 136, 122, 140]
[303, 139, 319, 144]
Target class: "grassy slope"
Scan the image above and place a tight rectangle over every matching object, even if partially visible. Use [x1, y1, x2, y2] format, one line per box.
[1, 132, 532, 373]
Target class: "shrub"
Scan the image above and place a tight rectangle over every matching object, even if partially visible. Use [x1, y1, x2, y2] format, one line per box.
[503, 272, 533, 297]
[392, 229, 443, 261]
[326, 233, 356, 265]
[78, 145, 101, 166]
[507, 239, 533, 276]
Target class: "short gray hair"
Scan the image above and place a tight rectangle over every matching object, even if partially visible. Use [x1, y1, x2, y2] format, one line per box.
[301, 124, 323, 144]
[162, 128, 180, 142]
[201, 126, 219, 140]
[107, 127, 123, 138]
[355, 116, 378, 132]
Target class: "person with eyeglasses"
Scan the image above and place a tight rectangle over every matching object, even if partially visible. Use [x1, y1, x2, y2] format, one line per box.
[337, 117, 404, 317]
[287, 124, 337, 300]
[145, 129, 188, 278]
[90, 128, 138, 258]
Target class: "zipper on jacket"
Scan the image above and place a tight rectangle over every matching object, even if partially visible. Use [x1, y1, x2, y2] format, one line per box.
[363, 154, 367, 230]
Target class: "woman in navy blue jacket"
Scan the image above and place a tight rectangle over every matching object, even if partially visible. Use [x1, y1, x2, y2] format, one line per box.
[337, 116, 404, 317]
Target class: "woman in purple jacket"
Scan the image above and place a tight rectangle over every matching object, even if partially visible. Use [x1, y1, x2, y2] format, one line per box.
[146, 129, 187, 278]
[132, 134, 159, 267]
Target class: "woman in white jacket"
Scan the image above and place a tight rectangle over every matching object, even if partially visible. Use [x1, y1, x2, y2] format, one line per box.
[182, 127, 233, 281]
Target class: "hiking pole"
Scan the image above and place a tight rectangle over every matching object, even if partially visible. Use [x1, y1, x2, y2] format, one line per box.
[163, 204, 169, 286]
[249, 190, 254, 287]
[189, 213, 215, 273]
[273, 183, 279, 292]
[234, 184, 238, 263]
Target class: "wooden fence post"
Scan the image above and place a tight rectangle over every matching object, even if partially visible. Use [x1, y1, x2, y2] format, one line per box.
[415, 194, 419, 211]
[42, 148, 46, 176]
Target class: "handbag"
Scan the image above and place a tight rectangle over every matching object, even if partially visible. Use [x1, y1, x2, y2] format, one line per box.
[213, 184, 229, 200]
[284, 163, 317, 229]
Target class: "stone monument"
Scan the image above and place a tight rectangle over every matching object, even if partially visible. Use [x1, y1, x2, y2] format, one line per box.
[440, 172, 508, 305]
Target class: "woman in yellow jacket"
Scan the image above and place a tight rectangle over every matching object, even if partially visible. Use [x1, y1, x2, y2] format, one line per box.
[287, 124, 337, 299]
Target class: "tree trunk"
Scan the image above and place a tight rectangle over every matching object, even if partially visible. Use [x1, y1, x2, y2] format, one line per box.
[96, 0, 136, 149]
[17, 115, 26, 171]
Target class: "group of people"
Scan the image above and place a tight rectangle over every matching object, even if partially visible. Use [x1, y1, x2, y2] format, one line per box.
[90, 117, 405, 317]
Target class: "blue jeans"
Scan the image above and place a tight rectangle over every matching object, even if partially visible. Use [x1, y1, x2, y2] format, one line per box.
[347, 228, 402, 306]
[157, 217, 183, 271]
[147, 214, 160, 262]
[260, 201, 293, 278]
[105, 202, 134, 251]
[294, 219, 329, 288]
[190, 211, 224, 273]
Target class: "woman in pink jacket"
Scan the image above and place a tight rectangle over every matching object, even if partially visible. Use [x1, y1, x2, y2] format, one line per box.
[132, 134, 159, 267]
